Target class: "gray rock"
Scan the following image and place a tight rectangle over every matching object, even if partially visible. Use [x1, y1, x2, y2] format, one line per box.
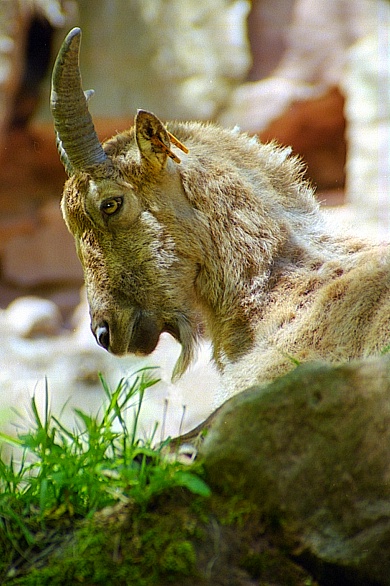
[202, 356, 390, 585]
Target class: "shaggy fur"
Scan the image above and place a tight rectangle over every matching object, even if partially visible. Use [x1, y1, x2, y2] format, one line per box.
[61, 111, 390, 395]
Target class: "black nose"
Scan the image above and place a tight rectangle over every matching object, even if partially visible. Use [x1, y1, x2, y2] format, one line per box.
[95, 322, 110, 350]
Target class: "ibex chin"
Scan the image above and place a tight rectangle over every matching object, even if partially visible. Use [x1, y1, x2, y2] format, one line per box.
[52, 28, 389, 397]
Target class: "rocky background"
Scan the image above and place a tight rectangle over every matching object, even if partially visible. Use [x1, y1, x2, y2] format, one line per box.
[0, 0, 389, 451]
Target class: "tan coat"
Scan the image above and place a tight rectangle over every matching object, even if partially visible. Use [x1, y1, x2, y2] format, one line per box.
[61, 112, 390, 396]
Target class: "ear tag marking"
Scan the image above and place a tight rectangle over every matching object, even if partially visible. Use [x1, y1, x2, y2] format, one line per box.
[151, 131, 189, 164]
[167, 132, 189, 154]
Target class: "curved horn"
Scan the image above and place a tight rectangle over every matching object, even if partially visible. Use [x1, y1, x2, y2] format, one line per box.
[50, 27, 108, 174]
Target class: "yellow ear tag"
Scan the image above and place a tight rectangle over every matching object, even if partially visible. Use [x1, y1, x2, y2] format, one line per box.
[167, 131, 189, 154]
[151, 131, 189, 164]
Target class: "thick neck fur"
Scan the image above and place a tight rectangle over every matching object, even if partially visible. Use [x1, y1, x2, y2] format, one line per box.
[170, 124, 337, 368]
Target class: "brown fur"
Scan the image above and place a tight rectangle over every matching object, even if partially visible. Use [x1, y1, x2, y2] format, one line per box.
[61, 111, 390, 393]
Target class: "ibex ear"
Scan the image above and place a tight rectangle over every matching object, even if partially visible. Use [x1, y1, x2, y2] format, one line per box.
[135, 109, 172, 171]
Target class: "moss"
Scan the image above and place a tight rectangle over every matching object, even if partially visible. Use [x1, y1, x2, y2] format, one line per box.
[3, 487, 320, 586]
[159, 540, 196, 575]
[7, 490, 204, 586]
[214, 494, 261, 527]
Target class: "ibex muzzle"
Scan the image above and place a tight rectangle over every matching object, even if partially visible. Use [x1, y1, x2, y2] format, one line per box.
[92, 312, 171, 357]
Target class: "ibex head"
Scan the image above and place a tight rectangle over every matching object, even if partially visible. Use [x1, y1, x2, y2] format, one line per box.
[51, 28, 205, 379]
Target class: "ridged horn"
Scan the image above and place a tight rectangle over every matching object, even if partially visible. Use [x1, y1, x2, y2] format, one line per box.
[50, 27, 108, 175]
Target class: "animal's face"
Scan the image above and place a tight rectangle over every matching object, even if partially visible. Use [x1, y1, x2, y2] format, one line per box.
[50, 28, 208, 377]
[62, 128, 205, 378]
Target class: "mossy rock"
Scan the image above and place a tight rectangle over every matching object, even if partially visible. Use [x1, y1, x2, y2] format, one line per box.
[4, 488, 316, 586]
[202, 356, 390, 585]
[6, 356, 390, 584]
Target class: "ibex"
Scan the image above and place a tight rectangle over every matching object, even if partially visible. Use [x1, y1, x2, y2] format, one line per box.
[52, 28, 389, 398]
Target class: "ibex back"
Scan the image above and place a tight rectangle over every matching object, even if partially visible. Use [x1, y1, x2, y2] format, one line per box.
[52, 28, 390, 395]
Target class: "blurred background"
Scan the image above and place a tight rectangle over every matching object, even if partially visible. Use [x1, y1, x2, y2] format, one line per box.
[0, 0, 389, 441]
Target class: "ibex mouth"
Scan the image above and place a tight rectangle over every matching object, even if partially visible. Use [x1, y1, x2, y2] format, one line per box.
[125, 322, 184, 364]
[129, 316, 198, 383]
[131, 315, 199, 381]
[128, 322, 182, 356]
[127, 313, 163, 356]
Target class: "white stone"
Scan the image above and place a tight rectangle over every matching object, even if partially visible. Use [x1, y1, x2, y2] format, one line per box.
[5, 296, 62, 338]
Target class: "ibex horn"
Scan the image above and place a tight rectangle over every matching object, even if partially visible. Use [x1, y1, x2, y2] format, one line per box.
[51, 27, 108, 175]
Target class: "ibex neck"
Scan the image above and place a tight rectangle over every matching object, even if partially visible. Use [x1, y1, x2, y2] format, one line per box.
[196, 228, 337, 370]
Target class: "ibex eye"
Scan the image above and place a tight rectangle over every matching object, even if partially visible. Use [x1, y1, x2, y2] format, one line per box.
[101, 197, 123, 216]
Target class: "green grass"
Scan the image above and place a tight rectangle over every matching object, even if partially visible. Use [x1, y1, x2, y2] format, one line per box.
[0, 369, 210, 582]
